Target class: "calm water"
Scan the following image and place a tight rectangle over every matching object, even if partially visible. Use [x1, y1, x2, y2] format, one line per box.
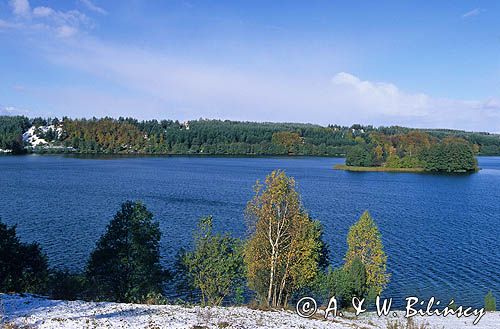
[0, 155, 499, 307]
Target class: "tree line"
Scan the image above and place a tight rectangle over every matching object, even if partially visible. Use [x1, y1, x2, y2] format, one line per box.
[1, 170, 390, 309]
[1, 115, 499, 156]
[345, 131, 479, 172]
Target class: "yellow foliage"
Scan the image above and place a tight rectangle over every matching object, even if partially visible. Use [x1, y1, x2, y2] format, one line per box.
[345, 211, 390, 295]
[244, 170, 323, 307]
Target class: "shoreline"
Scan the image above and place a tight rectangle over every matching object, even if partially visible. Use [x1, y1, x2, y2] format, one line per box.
[334, 164, 426, 173]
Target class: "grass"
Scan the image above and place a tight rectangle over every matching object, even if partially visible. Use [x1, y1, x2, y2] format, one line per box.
[334, 164, 425, 173]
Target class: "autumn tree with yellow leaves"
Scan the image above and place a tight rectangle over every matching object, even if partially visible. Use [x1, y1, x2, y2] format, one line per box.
[344, 211, 390, 297]
[244, 170, 325, 308]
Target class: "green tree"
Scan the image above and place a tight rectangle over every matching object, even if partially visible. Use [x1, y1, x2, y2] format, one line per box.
[0, 220, 48, 293]
[85, 201, 165, 302]
[485, 290, 496, 311]
[244, 170, 326, 308]
[179, 216, 245, 306]
[345, 211, 389, 296]
[346, 145, 374, 167]
[48, 270, 85, 300]
[423, 138, 477, 172]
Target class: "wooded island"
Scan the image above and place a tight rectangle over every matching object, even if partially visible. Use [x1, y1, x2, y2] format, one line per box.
[337, 131, 478, 173]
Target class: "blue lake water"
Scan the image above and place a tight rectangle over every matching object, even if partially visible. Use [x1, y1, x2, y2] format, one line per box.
[0, 155, 499, 308]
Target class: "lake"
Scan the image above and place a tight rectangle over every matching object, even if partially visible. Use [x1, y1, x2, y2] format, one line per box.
[0, 155, 499, 308]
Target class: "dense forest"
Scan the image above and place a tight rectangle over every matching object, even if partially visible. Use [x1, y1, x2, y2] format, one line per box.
[1, 115, 499, 156]
[344, 131, 479, 172]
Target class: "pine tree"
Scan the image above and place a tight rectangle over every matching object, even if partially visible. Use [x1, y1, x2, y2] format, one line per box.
[345, 211, 389, 296]
[85, 201, 165, 302]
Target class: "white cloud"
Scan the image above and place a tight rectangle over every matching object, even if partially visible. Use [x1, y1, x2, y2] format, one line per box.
[33, 6, 54, 18]
[38, 37, 500, 132]
[79, 0, 107, 15]
[57, 25, 79, 38]
[9, 0, 30, 17]
[0, 18, 22, 29]
[462, 8, 482, 18]
[0, 105, 30, 116]
[3, 0, 91, 38]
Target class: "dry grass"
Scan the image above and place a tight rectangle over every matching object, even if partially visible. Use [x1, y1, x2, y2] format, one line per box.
[385, 317, 444, 329]
[334, 164, 425, 173]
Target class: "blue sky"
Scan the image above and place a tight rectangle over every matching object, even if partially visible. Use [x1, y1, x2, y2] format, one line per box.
[1, 0, 499, 132]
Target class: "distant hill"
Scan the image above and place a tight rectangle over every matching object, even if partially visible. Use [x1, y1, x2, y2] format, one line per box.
[1, 115, 499, 156]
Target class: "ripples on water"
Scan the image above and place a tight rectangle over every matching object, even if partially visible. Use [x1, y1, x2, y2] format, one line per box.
[0, 155, 499, 308]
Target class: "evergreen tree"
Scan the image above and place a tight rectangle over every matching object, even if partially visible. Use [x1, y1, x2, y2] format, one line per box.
[85, 201, 165, 302]
[345, 211, 389, 296]
[0, 220, 48, 293]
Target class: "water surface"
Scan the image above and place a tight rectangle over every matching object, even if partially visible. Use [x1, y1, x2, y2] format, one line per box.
[1, 155, 499, 307]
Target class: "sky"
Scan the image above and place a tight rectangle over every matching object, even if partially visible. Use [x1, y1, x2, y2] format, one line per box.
[0, 1, 499, 132]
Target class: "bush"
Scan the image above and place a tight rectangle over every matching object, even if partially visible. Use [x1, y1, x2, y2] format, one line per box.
[47, 270, 85, 300]
[178, 216, 245, 306]
[0, 220, 48, 293]
[485, 290, 496, 311]
[323, 258, 367, 308]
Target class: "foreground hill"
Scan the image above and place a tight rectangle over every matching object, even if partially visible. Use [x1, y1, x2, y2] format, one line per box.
[1, 294, 499, 329]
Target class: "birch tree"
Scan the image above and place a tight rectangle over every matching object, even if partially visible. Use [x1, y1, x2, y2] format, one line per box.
[244, 170, 324, 308]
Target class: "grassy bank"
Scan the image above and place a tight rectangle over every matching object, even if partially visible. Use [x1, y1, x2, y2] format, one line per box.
[334, 164, 426, 173]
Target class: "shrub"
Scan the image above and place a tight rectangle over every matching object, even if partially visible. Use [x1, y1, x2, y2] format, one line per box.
[179, 216, 245, 306]
[47, 270, 85, 300]
[485, 290, 496, 311]
[0, 220, 48, 293]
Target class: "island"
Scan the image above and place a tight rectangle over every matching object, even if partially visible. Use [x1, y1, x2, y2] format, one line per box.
[335, 131, 479, 173]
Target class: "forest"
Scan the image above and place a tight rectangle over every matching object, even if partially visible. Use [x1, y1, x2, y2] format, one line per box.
[1, 115, 500, 156]
[344, 131, 478, 172]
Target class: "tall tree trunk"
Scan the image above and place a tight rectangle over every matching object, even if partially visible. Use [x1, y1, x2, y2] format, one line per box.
[267, 250, 276, 307]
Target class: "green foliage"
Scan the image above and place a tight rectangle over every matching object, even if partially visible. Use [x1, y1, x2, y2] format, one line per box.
[399, 155, 423, 168]
[48, 270, 85, 300]
[315, 258, 367, 308]
[423, 138, 478, 172]
[484, 290, 496, 311]
[2, 116, 500, 156]
[85, 201, 166, 303]
[345, 211, 389, 296]
[385, 155, 401, 168]
[0, 219, 48, 293]
[179, 216, 245, 306]
[244, 170, 326, 308]
[0, 116, 30, 154]
[346, 145, 374, 166]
